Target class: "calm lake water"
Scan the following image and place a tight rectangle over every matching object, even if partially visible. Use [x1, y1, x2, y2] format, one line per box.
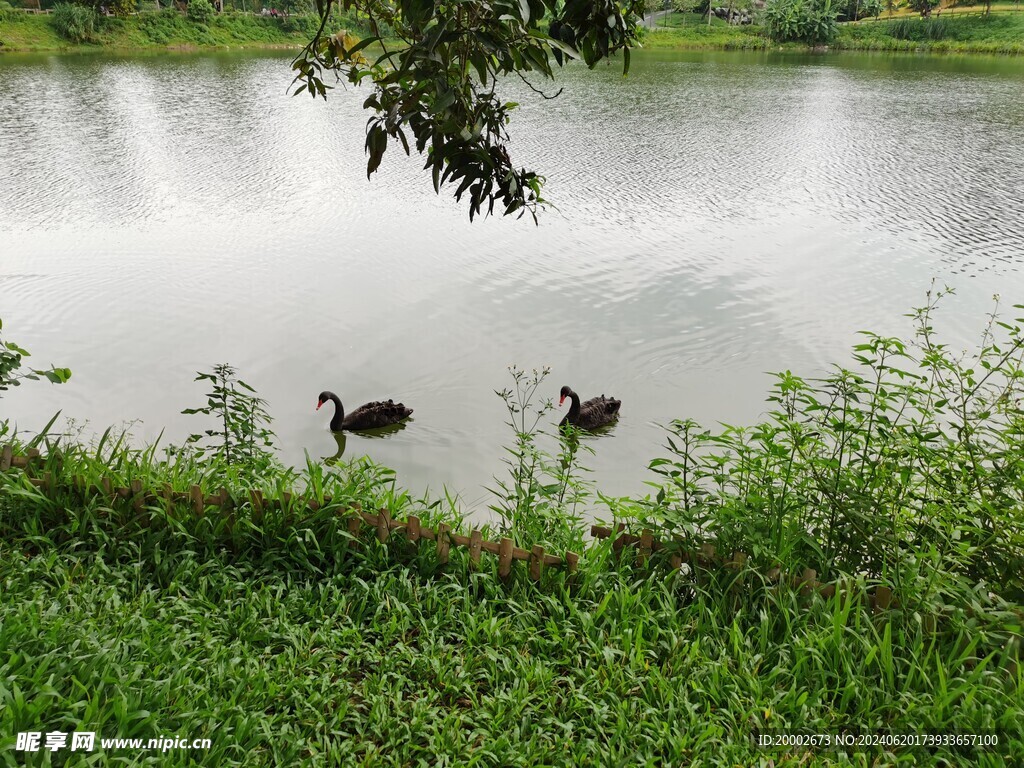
[2, 49, 1023, 516]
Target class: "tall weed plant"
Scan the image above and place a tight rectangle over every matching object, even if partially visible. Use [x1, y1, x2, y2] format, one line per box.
[488, 366, 591, 552]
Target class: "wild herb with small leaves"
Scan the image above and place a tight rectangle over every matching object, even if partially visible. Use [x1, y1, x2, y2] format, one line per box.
[179, 364, 278, 481]
[488, 365, 591, 551]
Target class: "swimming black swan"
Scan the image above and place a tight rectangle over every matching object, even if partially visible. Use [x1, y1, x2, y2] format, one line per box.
[558, 385, 621, 430]
[316, 391, 413, 431]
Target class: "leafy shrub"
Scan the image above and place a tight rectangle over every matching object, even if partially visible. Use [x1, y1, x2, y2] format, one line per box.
[51, 2, 98, 43]
[187, 0, 214, 23]
[764, 0, 838, 44]
[0, 1, 15, 22]
[643, 289, 1024, 602]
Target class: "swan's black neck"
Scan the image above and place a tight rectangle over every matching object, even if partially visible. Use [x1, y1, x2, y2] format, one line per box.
[326, 392, 345, 431]
[566, 390, 581, 421]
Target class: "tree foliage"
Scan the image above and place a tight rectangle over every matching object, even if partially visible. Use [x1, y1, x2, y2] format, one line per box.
[906, 0, 939, 16]
[292, 0, 645, 222]
[835, 0, 882, 20]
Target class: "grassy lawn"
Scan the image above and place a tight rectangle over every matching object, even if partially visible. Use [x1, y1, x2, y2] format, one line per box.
[0, 10, 320, 52]
[639, 9, 1024, 54]
[1, 482, 1021, 766]
[836, 11, 1024, 52]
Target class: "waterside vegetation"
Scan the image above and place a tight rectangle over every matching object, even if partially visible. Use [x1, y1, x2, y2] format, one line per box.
[3, 3, 1022, 55]
[1, 293, 1023, 764]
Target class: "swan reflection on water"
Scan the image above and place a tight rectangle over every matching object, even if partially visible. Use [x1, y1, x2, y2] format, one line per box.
[323, 431, 348, 464]
[321, 420, 412, 464]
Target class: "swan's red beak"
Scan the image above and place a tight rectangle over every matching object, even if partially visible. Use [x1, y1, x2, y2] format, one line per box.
[316, 401, 323, 411]
[559, 395, 565, 406]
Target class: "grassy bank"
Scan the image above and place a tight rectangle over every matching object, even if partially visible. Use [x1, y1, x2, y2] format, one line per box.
[1, 444, 1021, 766]
[0, 9, 334, 53]
[641, 10, 1024, 55]
[2, 293, 1023, 765]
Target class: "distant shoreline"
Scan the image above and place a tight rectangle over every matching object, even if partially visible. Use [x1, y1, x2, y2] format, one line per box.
[2, 9, 1022, 57]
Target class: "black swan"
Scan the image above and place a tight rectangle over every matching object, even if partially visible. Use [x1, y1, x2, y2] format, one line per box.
[558, 385, 621, 430]
[316, 391, 413, 431]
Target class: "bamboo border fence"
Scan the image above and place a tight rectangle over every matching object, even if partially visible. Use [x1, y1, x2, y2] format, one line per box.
[590, 522, 900, 615]
[0, 444, 578, 582]
[4, 442, 889, 605]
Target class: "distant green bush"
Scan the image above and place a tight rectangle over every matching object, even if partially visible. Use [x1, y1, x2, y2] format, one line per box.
[51, 2, 97, 43]
[187, 0, 214, 23]
[764, 0, 839, 44]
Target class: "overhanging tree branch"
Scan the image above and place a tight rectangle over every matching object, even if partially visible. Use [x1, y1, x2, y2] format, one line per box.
[291, 0, 645, 222]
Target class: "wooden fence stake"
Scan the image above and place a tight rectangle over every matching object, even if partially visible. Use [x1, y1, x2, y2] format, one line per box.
[1, 444, 12, 472]
[874, 585, 893, 615]
[248, 489, 264, 520]
[190, 484, 204, 516]
[469, 529, 483, 569]
[437, 523, 451, 564]
[800, 568, 818, 597]
[699, 543, 716, 567]
[377, 509, 391, 544]
[408, 515, 421, 543]
[565, 551, 579, 574]
[498, 537, 513, 580]
[101, 476, 113, 500]
[638, 529, 653, 566]
[130, 479, 144, 513]
[529, 544, 544, 581]
[347, 516, 362, 548]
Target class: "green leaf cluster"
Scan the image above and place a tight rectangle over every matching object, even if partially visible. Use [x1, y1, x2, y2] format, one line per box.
[292, 0, 645, 222]
[0, 318, 72, 396]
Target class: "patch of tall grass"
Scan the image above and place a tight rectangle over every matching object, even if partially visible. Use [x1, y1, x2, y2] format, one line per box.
[50, 3, 97, 44]
[888, 16, 951, 39]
